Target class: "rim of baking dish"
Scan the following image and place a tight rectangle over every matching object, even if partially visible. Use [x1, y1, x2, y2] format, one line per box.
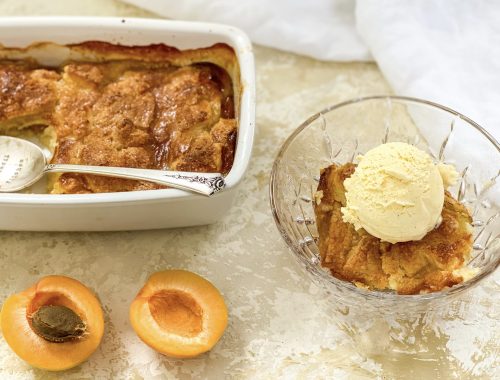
[0, 17, 255, 205]
[270, 95, 499, 302]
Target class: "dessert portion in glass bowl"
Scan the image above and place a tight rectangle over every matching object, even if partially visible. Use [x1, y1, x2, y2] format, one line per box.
[0, 42, 238, 193]
[271, 96, 498, 311]
[314, 142, 474, 295]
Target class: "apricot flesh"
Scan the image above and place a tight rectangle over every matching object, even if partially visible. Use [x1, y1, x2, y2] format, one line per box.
[130, 270, 228, 358]
[1, 275, 104, 371]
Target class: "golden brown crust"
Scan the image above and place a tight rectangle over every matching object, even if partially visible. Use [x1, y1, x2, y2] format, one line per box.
[68, 41, 236, 64]
[0, 43, 238, 194]
[0, 61, 59, 129]
[314, 163, 473, 295]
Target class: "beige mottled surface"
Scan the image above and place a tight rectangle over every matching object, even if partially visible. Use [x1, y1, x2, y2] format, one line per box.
[0, 1, 498, 379]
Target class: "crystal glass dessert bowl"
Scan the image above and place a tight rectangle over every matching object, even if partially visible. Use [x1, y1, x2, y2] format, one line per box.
[270, 96, 499, 313]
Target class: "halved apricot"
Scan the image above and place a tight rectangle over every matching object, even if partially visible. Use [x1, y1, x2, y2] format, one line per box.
[0, 275, 104, 371]
[130, 270, 228, 358]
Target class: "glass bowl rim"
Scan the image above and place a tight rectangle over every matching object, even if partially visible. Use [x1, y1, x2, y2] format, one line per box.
[269, 95, 500, 302]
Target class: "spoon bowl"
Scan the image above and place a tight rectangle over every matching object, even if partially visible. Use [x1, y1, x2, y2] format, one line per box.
[0, 136, 47, 192]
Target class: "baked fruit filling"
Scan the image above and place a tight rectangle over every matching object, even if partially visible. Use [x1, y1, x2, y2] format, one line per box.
[0, 45, 237, 193]
[314, 163, 474, 295]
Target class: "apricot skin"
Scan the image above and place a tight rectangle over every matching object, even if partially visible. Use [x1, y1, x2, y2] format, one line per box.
[0, 275, 104, 371]
[130, 270, 228, 358]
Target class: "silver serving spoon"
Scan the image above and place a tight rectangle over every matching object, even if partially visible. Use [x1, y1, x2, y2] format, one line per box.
[0, 136, 225, 196]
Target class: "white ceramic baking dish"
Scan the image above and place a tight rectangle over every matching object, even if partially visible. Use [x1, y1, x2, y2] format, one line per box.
[0, 17, 255, 231]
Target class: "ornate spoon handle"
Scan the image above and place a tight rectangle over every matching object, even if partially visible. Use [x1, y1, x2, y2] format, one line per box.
[45, 164, 225, 196]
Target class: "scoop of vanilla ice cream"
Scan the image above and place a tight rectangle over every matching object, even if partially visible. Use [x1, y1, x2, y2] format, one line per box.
[341, 142, 454, 243]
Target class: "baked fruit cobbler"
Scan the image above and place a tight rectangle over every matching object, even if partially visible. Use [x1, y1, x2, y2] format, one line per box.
[314, 156, 474, 295]
[0, 42, 238, 193]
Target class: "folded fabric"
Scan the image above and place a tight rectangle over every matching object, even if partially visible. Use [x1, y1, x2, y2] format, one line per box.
[357, 0, 500, 141]
[121, 0, 371, 61]
[123, 0, 499, 141]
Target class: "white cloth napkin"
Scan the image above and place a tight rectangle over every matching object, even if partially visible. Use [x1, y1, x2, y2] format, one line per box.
[122, 0, 500, 141]
[357, 0, 500, 142]
[121, 0, 371, 61]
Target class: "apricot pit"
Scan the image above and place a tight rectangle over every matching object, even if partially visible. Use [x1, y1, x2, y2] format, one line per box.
[130, 270, 228, 358]
[31, 305, 86, 343]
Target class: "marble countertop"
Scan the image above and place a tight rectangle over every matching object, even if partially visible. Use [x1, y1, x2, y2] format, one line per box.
[0, 1, 498, 379]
